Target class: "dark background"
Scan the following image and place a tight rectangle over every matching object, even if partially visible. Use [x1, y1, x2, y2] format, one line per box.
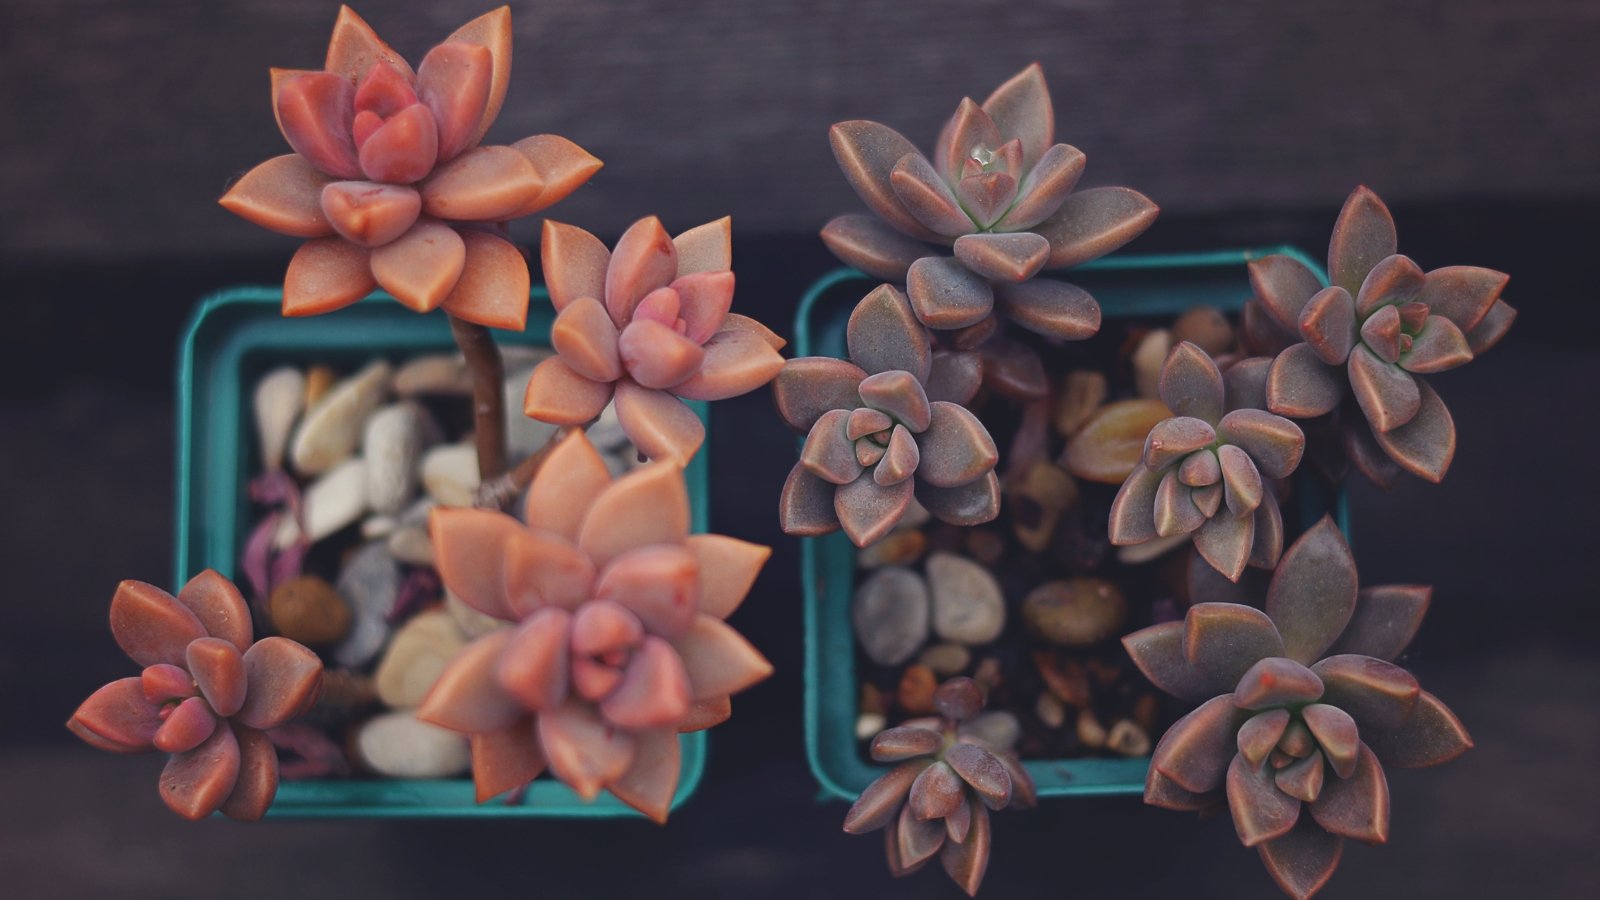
[2, 1, 1596, 897]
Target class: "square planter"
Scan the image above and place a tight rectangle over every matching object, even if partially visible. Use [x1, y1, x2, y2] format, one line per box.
[799, 247, 1349, 802]
[175, 286, 709, 817]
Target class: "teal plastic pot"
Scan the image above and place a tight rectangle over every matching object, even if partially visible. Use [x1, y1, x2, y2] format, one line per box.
[799, 248, 1349, 802]
[175, 287, 708, 817]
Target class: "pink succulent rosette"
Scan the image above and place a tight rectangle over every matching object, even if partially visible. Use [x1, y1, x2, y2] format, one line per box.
[523, 216, 787, 463]
[220, 6, 601, 328]
[417, 431, 773, 820]
[67, 571, 323, 821]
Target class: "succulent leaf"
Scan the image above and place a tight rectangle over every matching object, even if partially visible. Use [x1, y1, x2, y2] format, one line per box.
[1193, 512, 1256, 582]
[540, 220, 611, 311]
[219, 154, 336, 238]
[1311, 654, 1422, 732]
[845, 758, 932, 833]
[1354, 254, 1425, 318]
[1369, 377, 1456, 482]
[159, 724, 242, 821]
[1359, 690, 1472, 769]
[187, 638, 248, 719]
[945, 741, 1012, 810]
[1417, 265, 1509, 331]
[1227, 753, 1302, 847]
[684, 535, 769, 620]
[538, 698, 637, 801]
[778, 463, 842, 536]
[848, 285, 933, 381]
[858, 371, 932, 432]
[992, 278, 1101, 340]
[917, 469, 1001, 526]
[995, 142, 1085, 231]
[1265, 343, 1343, 419]
[1247, 256, 1323, 334]
[1144, 416, 1217, 469]
[1399, 316, 1473, 374]
[609, 727, 682, 824]
[419, 145, 542, 222]
[953, 233, 1051, 283]
[110, 581, 208, 669]
[820, 214, 927, 283]
[1108, 464, 1164, 545]
[1153, 469, 1206, 537]
[1123, 621, 1217, 702]
[1184, 604, 1285, 686]
[495, 608, 571, 711]
[891, 153, 976, 237]
[940, 797, 992, 896]
[612, 378, 706, 464]
[773, 358, 869, 432]
[835, 471, 915, 546]
[1233, 657, 1324, 710]
[370, 219, 465, 311]
[416, 40, 493, 163]
[1465, 298, 1517, 354]
[1150, 694, 1239, 793]
[914, 402, 998, 487]
[1302, 704, 1360, 778]
[220, 726, 279, 821]
[1237, 709, 1291, 768]
[909, 760, 966, 820]
[1298, 286, 1358, 365]
[1308, 743, 1389, 843]
[1265, 517, 1359, 664]
[830, 121, 946, 242]
[1328, 186, 1397, 296]
[906, 256, 995, 330]
[1035, 186, 1159, 269]
[437, 230, 529, 330]
[1275, 752, 1325, 803]
[1158, 342, 1225, 424]
[68, 677, 165, 753]
[1327, 586, 1431, 663]
[871, 726, 943, 762]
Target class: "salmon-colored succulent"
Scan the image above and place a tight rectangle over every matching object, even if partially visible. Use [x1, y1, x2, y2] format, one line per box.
[522, 216, 787, 463]
[219, 6, 601, 328]
[67, 571, 324, 821]
[417, 431, 773, 820]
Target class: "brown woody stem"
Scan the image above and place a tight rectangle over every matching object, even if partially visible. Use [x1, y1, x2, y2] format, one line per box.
[448, 314, 507, 484]
[473, 427, 569, 510]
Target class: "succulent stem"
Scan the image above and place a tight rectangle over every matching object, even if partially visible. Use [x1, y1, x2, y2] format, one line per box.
[473, 427, 571, 510]
[448, 313, 508, 484]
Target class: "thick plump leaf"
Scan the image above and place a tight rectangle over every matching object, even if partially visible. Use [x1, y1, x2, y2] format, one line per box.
[439, 7, 512, 151]
[1370, 377, 1456, 482]
[1265, 517, 1359, 664]
[1328, 186, 1397, 296]
[858, 370, 932, 432]
[1266, 343, 1343, 419]
[1250, 487, 1286, 570]
[940, 797, 992, 896]
[917, 469, 1001, 526]
[995, 142, 1084, 231]
[1218, 444, 1264, 516]
[1400, 316, 1473, 374]
[551, 296, 623, 383]
[1418, 265, 1508, 331]
[673, 328, 784, 401]
[494, 608, 570, 712]
[909, 760, 965, 820]
[1312, 654, 1421, 732]
[982, 63, 1053, 168]
[175, 569, 253, 651]
[1108, 464, 1163, 546]
[1465, 298, 1517, 354]
[538, 699, 637, 800]
[612, 379, 706, 464]
[897, 801, 948, 870]
[619, 317, 705, 390]
[578, 461, 690, 567]
[1237, 709, 1291, 768]
[605, 217, 678, 326]
[1144, 417, 1217, 470]
[610, 727, 682, 824]
[871, 726, 942, 762]
[1348, 344, 1421, 432]
[1257, 816, 1345, 900]
[110, 580, 206, 668]
[1275, 752, 1325, 803]
[470, 718, 545, 802]
[324, 7, 413, 84]
[1355, 254, 1425, 317]
[273, 70, 361, 179]
[876, 425, 920, 486]
[220, 726, 279, 821]
[1298, 286, 1357, 364]
[1360, 690, 1472, 769]
[1153, 469, 1206, 537]
[1193, 512, 1255, 583]
[236, 637, 323, 730]
[67, 677, 164, 753]
[835, 471, 915, 546]
[672, 613, 772, 700]
[1123, 621, 1217, 702]
[848, 284, 932, 381]
[1145, 766, 1221, 812]
[153, 696, 218, 754]
[371, 219, 466, 312]
[1303, 704, 1361, 778]
[935, 98, 1002, 182]
[1217, 410, 1303, 480]
[820, 214, 928, 282]
[160, 724, 241, 820]
[438, 230, 530, 331]
[219, 155, 335, 237]
[523, 430, 610, 540]
[829, 121, 944, 240]
[802, 409, 862, 485]
[187, 637, 247, 718]
[1233, 657, 1324, 710]
[540, 220, 610, 311]
[1184, 604, 1285, 687]
[1035, 187, 1159, 269]
[906, 255, 995, 330]
[1248, 255, 1323, 333]
[844, 758, 931, 833]
[944, 741, 1012, 810]
[1227, 753, 1301, 847]
[1309, 743, 1389, 843]
[953, 233, 1051, 282]
[915, 402, 997, 487]
[1159, 342, 1225, 424]
[772, 358, 867, 432]
[1328, 586, 1431, 662]
[891, 152, 975, 237]
[685, 535, 769, 620]
[429, 507, 520, 619]
[778, 463, 840, 536]
[417, 629, 523, 733]
[597, 545, 699, 638]
[993, 278, 1101, 340]
[1151, 694, 1239, 793]
[416, 41, 492, 163]
[1223, 357, 1273, 414]
[420, 146, 542, 222]
[601, 637, 692, 730]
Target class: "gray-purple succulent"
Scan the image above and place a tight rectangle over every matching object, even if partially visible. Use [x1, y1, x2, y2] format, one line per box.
[775, 285, 1000, 546]
[1109, 343, 1305, 581]
[843, 677, 1037, 896]
[1244, 186, 1516, 485]
[822, 64, 1157, 341]
[1123, 518, 1472, 899]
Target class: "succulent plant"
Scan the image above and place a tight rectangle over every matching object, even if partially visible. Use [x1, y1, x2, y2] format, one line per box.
[822, 64, 1157, 340]
[416, 430, 773, 820]
[67, 570, 324, 821]
[219, 6, 600, 327]
[1109, 342, 1305, 581]
[843, 677, 1037, 896]
[1122, 518, 1471, 899]
[522, 216, 786, 464]
[775, 284, 999, 546]
[1245, 186, 1516, 484]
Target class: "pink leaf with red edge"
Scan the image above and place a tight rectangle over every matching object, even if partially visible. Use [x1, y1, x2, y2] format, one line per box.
[438, 7, 512, 150]
[820, 214, 926, 282]
[174, 569, 253, 651]
[835, 472, 914, 546]
[470, 717, 545, 802]
[324, 7, 414, 85]
[418, 629, 524, 733]
[154, 696, 219, 754]
[609, 727, 682, 823]
[578, 460, 691, 568]
[237, 637, 323, 730]
[160, 724, 241, 820]
[672, 328, 785, 402]
[510, 136, 604, 217]
[439, 230, 530, 331]
[320, 181, 421, 247]
[772, 358, 868, 432]
[219, 155, 335, 237]
[494, 608, 571, 712]
[1370, 377, 1456, 482]
[778, 463, 842, 537]
[273, 70, 361, 179]
[551, 295, 623, 383]
[416, 41, 492, 162]
[829, 121, 945, 242]
[282, 238, 374, 317]
[1248, 255, 1324, 334]
[606, 217, 678, 327]
[110, 580, 206, 668]
[523, 357, 614, 426]
[538, 699, 637, 800]
[982, 63, 1054, 169]
[523, 430, 612, 541]
[612, 378, 706, 464]
[1309, 743, 1390, 843]
[540, 220, 610, 311]
[1184, 603, 1285, 687]
[618, 318, 706, 389]
[1150, 694, 1240, 793]
[501, 527, 596, 617]
[1123, 621, 1217, 702]
[1035, 187, 1159, 269]
[67, 677, 164, 753]
[420, 146, 543, 222]
[601, 636, 692, 729]
[187, 637, 248, 718]
[595, 545, 700, 638]
[219, 725, 279, 821]
[370, 218, 466, 312]
[428, 506, 522, 620]
[672, 613, 773, 700]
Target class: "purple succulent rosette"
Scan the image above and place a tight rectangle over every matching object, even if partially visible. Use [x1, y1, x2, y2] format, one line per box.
[1123, 519, 1472, 899]
[1109, 343, 1306, 581]
[842, 677, 1037, 896]
[1243, 186, 1517, 485]
[775, 285, 999, 547]
[822, 64, 1157, 342]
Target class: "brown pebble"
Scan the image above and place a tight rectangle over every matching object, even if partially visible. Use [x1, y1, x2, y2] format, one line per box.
[269, 575, 353, 645]
[1035, 692, 1066, 729]
[972, 657, 1003, 693]
[1173, 306, 1235, 357]
[963, 528, 1006, 567]
[898, 664, 938, 714]
[1131, 329, 1173, 399]
[1134, 693, 1161, 732]
[1062, 399, 1171, 484]
[1021, 578, 1129, 647]
[857, 529, 927, 568]
[1053, 370, 1108, 437]
[1009, 461, 1080, 554]
[1107, 719, 1152, 757]
[1086, 657, 1126, 686]
[1076, 708, 1108, 749]
[859, 683, 886, 716]
[304, 364, 338, 408]
[1033, 651, 1091, 707]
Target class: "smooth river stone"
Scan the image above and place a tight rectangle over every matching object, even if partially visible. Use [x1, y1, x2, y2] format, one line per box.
[393, 353, 472, 396]
[290, 360, 392, 475]
[356, 711, 471, 778]
[273, 458, 369, 549]
[1021, 578, 1129, 647]
[852, 566, 931, 667]
[333, 540, 402, 668]
[421, 442, 480, 507]
[253, 366, 305, 472]
[363, 402, 436, 515]
[926, 552, 1006, 645]
[374, 609, 468, 709]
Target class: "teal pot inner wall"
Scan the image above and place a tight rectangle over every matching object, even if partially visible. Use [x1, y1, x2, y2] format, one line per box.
[176, 287, 708, 818]
[798, 248, 1349, 802]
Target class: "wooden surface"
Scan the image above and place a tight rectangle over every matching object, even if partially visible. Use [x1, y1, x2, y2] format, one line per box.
[4, 0, 1600, 260]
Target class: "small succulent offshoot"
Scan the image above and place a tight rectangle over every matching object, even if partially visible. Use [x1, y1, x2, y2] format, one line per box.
[417, 431, 773, 821]
[1245, 186, 1516, 485]
[844, 677, 1037, 896]
[524, 216, 787, 464]
[67, 571, 325, 821]
[823, 64, 1157, 342]
[775, 284, 1000, 546]
[1122, 518, 1472, 899]
[1109, 342, 1306, 581]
